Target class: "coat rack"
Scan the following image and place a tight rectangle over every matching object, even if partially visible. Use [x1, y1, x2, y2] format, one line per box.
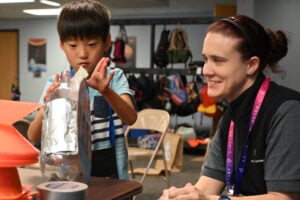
[110, 17, 217, 69]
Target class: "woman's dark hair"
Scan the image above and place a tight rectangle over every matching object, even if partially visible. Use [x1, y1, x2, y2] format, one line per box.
[207, 15, 288, 74]
[57, 0, 110, 42]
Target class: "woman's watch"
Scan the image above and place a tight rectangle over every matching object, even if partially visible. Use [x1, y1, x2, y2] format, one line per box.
[219, 195, 231, 200]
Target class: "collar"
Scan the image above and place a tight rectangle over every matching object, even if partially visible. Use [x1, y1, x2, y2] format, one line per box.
[228, 73, 266, 124]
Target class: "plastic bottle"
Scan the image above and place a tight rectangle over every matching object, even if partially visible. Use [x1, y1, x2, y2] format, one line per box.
[40, 71, 81, 181]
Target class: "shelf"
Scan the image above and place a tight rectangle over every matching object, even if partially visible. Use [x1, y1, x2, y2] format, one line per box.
[118, 67, 201, 76]
[110, 17, 219, 25]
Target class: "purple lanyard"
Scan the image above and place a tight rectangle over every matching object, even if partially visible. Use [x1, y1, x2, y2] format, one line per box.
[226, 77, 271, 196]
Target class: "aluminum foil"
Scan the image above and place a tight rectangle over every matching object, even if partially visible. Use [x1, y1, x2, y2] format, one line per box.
[42, 97, 78, 154]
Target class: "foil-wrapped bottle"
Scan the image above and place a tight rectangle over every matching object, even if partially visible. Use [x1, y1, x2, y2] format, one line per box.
[40, 71, 81, 181]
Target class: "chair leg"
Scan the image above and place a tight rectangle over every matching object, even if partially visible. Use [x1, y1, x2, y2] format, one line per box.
[162, 145, 170, 187]
[140, 150, 158, 184]
[140, 163, 151, 184]
[129, 160, 135, 179]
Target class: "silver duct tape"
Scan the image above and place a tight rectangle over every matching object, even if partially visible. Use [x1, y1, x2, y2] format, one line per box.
[37, 181, 88, 200]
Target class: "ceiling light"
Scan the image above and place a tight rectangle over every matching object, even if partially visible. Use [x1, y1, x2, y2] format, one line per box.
[40, 0, 60, 7]
[23, 8, 61, 16]
[0, 0, 34, 3]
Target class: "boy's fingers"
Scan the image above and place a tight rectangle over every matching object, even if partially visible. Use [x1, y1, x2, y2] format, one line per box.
[94, 57, 110, 73]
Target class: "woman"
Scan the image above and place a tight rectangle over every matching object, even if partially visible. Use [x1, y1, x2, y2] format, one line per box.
[160, 15, 300, 200]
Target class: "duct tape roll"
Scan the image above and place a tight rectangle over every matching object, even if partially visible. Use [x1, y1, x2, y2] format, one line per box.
[37, 181, 88, 200]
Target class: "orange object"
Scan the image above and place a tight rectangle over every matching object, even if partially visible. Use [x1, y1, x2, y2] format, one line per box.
[200, 85, 216, 107]
[0, 100, 41, 199]
[187, 138, 209, 148]
[0, 167, 23, 199]
[198, 85, 222, 117]
[0, 100, 41, 125]
[0, 124, 40, 166]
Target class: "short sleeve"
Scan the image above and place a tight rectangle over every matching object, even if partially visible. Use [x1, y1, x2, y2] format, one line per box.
[265, 100, 300, 192]
[110, 68, 134, 97]
[201, 116, 227, 183]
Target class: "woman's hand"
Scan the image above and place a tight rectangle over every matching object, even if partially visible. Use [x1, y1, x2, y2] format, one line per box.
[86, 57, 114, 94]
[159, 183, 210, 200]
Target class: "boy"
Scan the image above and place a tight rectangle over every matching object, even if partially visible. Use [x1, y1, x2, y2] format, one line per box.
[27, 0, 137, 180]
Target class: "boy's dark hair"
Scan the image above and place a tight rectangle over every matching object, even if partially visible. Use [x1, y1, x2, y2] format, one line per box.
[57, 0, 110, 42]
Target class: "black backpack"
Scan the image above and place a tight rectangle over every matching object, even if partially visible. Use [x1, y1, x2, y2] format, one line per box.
[153, 29, 170, 68]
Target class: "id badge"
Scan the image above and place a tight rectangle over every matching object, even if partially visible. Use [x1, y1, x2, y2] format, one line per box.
[227, 185, 234, 196]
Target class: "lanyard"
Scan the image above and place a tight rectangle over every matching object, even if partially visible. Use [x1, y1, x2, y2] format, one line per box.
[108, 105, 116, 148]
[226, 77, 270, 196]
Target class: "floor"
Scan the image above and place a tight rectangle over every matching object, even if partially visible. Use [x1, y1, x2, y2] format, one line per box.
[131, 152, 206, 200]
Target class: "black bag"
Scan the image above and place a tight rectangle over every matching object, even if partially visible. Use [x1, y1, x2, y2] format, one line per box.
[128, 74, 144, 109]
[153, 29, 170, 68]
[127, 74, 157, 110]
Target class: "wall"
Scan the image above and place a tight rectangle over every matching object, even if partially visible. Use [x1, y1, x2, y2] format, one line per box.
[237, 0, 300, 92]
[253, 0, 300, 91]
[0, 18, 207, 103]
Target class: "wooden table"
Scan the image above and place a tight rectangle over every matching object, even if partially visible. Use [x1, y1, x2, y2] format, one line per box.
[18, 168, 143, 200]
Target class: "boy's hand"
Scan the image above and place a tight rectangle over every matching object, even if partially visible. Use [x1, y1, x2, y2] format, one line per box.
[43, 74, 60, 103]
[86, 57, 114, 94]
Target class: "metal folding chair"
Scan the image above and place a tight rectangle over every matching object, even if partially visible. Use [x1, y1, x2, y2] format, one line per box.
[124, 108, 170, 187]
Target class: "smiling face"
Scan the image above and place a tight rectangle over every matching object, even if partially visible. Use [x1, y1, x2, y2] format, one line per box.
[202, 32, 259, 102]
[60, 35, 111, 76]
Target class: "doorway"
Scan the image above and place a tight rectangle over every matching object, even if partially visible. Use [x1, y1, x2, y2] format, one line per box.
[0, 30, 19, 100]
